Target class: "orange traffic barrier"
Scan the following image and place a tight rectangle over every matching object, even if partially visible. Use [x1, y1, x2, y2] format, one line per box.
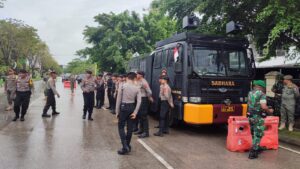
[64, 81, 70, 88]
[64, 81, 77, 88]
[227, 116, 252, 152]
[227, 116, 279, 152]
[260, 116, 279, 150]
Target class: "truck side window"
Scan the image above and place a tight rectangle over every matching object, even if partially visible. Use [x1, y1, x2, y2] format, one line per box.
[154, 51, 162, 69]
[168, 49, 174, 67]
[162, 49, 168, 67]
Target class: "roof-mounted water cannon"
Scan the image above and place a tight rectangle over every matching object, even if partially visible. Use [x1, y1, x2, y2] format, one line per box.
[182, 14, 200, 30]
[226, 21, 244, 34]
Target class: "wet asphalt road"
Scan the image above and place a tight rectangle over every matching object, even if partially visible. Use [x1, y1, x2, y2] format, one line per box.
[0, 80, 299, 169]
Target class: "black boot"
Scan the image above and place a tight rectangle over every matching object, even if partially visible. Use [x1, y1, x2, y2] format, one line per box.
[42, 114, 51, 118]
[138, 132, 149, 138]
[154, 131, 163, 137]
[88, 114, 93, 121]
[248, 149, 258, 159]
[128, 144, 132, 152]
[20, 116, 25, 121]
[52, 112, 60, 115]
[134, 130, 143, 135]
[12, 116, 19, 121]
[117, 141, 130, 155]
[83, 112, 87, 119]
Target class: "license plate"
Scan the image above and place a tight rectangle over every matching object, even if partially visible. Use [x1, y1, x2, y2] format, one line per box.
[221, 105, 235, 112]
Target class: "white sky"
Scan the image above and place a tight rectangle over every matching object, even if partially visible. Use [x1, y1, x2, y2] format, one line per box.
[0, 0, 153, 65]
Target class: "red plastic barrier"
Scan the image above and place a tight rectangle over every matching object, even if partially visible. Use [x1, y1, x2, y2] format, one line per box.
[260, 116, 279, 150]
[227, 116, 252, 152]
[64, 81, 77, 88]
[64, 81, 70, 88]
[227, 116, 279, 152]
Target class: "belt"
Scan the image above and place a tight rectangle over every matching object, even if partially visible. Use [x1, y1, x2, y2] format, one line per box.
[121, 103, 135, 105]
[248, 111, 266, 118]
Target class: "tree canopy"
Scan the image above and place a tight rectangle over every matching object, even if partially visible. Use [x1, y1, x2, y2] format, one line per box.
[77, 9, 176, 73]
[0, 19, 62, 76]
[153, 0, 300, 60]
[64, 58, 95, 75]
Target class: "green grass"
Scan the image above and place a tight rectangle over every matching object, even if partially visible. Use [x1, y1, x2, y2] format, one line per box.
[279, 129, 300, 140]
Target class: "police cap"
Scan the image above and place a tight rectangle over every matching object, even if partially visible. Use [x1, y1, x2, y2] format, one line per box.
[160, 75, 169, 81]
[50, 70, 56, 74]
[137, 71, 145, 77]
[86, 70, 93, 74]
[284, 75, 293, 80]
[127, 72, 137, 80]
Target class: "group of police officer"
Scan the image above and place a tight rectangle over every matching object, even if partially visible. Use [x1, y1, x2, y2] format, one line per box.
[3, 69, 61, 121]
[76, 70, 172, 155]
[4, 68, 299, 158]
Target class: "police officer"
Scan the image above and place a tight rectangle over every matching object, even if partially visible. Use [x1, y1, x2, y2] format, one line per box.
[4, 68, 16, 111]
[111, 74, 118, 114]
[95, 74, 105, 109]
[42, 70, 60, 118]
[106, 73, 113, 110]
[279, 75, 299, 131]
[247, 80, 273, 159]
[115, 72, 141, 155]
[271, 74, 284, 116]
[154, 76, 174, 137]
[13, 69, 34, 121]
[135, 71, 153, 138]
[81, 70, 97, 120]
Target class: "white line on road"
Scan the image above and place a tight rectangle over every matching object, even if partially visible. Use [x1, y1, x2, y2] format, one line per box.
[137, 139, 174, 169]
[279, 145, 300, 155]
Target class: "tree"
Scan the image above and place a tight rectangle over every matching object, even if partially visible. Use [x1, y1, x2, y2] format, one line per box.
[0, 19, 61, 76]
[153, 0, 300, 60]
[77, 9, 176, 73]
[64, 59, 94, 74]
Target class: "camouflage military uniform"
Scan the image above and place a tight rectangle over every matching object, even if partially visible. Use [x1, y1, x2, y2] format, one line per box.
[247, 89, 267, 150]
[280, 83, 299, 125]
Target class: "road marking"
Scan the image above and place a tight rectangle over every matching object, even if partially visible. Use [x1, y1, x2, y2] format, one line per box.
[137, 139, 174, 169]
[279, 145, 300, 155]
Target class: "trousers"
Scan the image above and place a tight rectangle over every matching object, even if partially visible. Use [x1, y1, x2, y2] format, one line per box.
[43, 89, 56, 115]
[138, 97, 149, 133]
[249, 114, 265, 150]
[118, 103, 135, 147]
[83, 92, 95, 117]
[14, 91, 31, 118]
[159, 101, 170, 133]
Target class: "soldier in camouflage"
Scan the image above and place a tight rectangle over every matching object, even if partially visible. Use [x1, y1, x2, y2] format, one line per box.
[247, 80, 273, 159]
[271, 74, 284, 116]
[279, 75, 299, 132]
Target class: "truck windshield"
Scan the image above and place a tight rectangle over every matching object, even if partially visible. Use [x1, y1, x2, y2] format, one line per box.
[192, 47, 249, 77]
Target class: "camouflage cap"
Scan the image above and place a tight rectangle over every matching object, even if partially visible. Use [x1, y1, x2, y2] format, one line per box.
[284, 75, 293, 80]
[253, 80, 266, 88]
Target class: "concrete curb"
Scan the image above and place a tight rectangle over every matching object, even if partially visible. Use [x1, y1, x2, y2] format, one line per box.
[279, 134, 300, 147]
